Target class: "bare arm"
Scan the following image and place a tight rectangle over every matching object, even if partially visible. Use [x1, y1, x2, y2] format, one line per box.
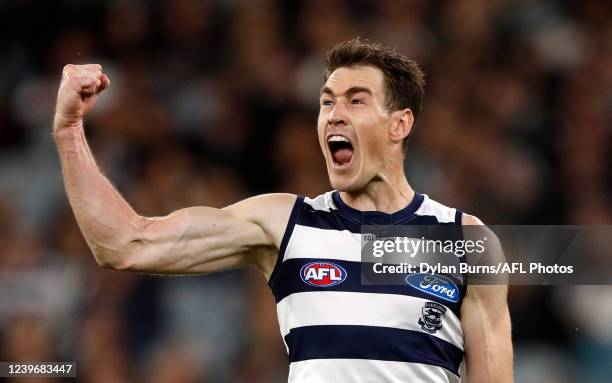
[54, 64, 295, 276]
[461, 214, 513, 382]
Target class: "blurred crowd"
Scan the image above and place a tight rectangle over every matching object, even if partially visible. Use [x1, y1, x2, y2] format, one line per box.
[0, 0, 610, 382]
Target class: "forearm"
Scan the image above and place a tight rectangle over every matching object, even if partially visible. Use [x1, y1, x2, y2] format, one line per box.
[463, 285, 513, 383]
[54, 120, 141, 268]
[468, 310, 513, 382]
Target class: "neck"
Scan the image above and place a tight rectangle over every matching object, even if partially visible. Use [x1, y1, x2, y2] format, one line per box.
[339, 170, 415, 214]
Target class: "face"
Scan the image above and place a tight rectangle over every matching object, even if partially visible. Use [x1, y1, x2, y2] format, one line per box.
[318, 65, 401, 191]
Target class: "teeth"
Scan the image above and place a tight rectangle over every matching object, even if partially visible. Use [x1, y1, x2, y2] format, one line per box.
[328, 135, 349, 143]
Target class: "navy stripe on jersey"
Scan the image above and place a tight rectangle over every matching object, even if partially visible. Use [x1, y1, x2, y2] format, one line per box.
[300, 204, 463, 234]
[454, 209, 463, 224]
[268, 196, 305, 288]
[331, 191, 425, 224]
[271, 258, 463, 317]
[285, 325, 463, 376]
[299, 209, 464, 233]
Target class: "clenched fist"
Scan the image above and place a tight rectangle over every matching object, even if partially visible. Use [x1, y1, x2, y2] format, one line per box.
[54, 64, 110, 131]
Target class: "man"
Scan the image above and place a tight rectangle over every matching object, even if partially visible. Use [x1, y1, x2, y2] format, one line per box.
[54, 38, 512, 382]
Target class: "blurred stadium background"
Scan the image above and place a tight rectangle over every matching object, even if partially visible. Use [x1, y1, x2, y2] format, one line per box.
[0, 0, 610, 382]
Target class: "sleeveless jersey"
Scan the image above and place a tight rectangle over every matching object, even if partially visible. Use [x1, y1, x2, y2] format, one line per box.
[269, 190, 466, 383]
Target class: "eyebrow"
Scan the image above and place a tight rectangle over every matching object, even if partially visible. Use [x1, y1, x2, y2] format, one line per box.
[320, 86, 373, 98]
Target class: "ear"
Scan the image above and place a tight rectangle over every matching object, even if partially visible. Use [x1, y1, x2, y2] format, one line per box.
[389, 108, 414, 144]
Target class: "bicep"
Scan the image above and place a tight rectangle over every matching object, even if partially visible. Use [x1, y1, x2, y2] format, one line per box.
[119, 193, 296, 276]
[122, 205, 273, 275]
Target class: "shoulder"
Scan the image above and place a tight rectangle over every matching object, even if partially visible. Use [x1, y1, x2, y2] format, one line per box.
[225, 193, 298, 210]
[222, 194, 299, 247]
[223, 193, 298, 226]
[461, 213, 484, 226]
[459, 213, 507, 305]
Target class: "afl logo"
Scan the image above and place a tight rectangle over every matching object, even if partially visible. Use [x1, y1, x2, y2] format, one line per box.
[300, 262, 347, 287]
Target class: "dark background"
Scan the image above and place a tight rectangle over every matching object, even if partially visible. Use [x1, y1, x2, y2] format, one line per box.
[0, 0, 610, 382]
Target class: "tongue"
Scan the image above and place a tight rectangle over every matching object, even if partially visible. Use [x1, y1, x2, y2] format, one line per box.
[332, 148, 353, 165]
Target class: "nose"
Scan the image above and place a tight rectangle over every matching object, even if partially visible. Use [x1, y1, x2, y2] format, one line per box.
[327, 100, 348, 126]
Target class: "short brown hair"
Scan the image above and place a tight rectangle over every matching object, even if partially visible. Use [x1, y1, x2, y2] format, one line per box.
[324, 38, 425, 121]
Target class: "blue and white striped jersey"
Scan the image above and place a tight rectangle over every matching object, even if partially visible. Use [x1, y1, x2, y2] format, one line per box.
[269, 190, 466, 383]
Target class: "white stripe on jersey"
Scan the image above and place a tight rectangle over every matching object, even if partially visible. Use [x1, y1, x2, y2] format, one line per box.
[284, 224, 458, 263]
[415, 194, 457, 223]
[306, 191, 458, 223]
[288, 359, 460, 383]
[277, 291, 464, 350]
[284, 224, 362, 262]
[304, 192, 337, 212]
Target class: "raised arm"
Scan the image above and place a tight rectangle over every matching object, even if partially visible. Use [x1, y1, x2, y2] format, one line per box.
[53, 64, 295, 276]
[461, 214, 513, 382]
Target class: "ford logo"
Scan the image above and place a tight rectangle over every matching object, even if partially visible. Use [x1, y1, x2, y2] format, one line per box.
[406, 273, 460, 303]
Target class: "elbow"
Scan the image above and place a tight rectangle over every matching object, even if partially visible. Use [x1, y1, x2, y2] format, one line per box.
[93, 253, 113, 269]
[90, 216, 148, 270]
[93, 255, 129, 270]
[96, 259, 119, 270]
[89, 240, 140, 271]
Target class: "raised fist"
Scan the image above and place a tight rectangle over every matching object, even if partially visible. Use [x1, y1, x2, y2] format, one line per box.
[54, 64, 110, 129]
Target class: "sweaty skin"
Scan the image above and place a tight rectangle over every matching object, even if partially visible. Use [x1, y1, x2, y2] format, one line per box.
[54, 63, 512, 382]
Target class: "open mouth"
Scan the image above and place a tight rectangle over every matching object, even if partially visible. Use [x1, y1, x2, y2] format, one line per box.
[328, 135, 354, 167]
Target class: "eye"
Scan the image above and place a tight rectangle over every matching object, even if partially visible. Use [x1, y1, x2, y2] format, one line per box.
[321, 99, 333, 106]
[351, 98, 364, 105]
